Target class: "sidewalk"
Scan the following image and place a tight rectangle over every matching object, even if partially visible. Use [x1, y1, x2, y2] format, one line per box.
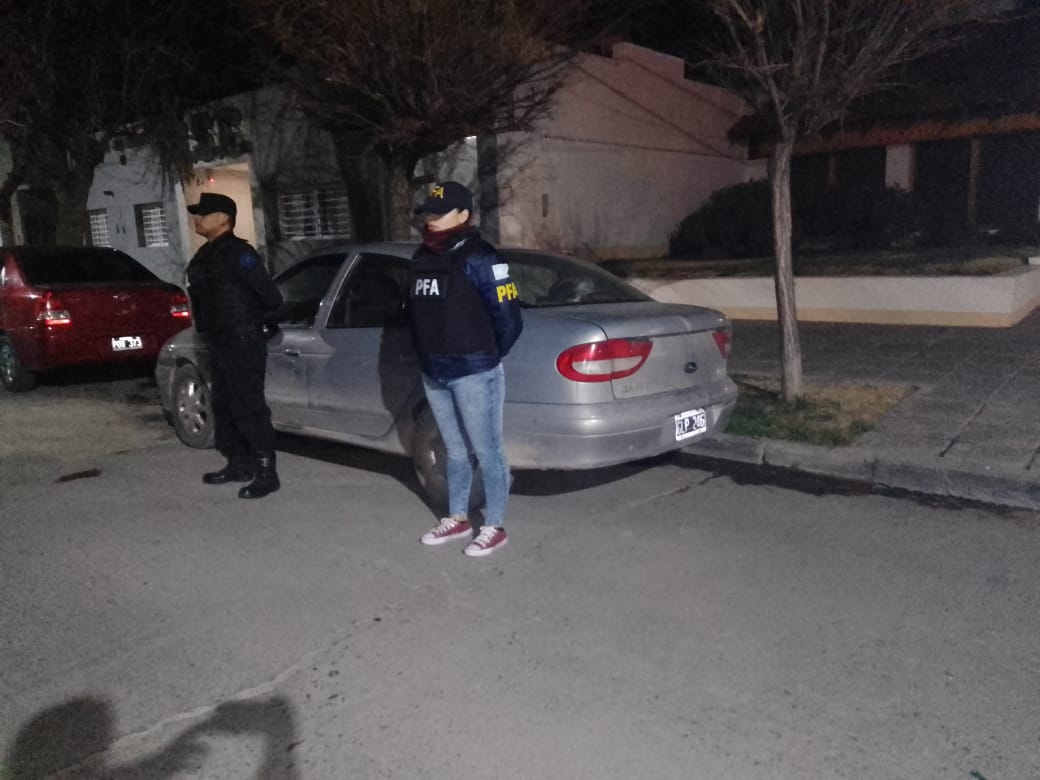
[683, 311, 1040, 511]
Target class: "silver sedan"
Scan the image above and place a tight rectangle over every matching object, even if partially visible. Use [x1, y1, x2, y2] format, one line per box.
[156, 243, 738, 508]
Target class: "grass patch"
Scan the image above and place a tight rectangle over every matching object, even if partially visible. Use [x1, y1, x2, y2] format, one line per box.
[725, 376, 912, 446]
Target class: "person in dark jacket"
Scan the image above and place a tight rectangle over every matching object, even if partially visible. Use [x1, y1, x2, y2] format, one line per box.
[185, 192, 284, 499]
[409, 181, 523, 556]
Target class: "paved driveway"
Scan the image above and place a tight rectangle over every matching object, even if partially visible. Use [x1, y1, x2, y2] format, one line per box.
[1, 375, 1038, 779]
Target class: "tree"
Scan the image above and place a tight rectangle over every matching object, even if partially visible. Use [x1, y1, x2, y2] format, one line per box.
[0, 0, 258, 245]
[243, 0, 621, 240]
[687, 0, 972, 401]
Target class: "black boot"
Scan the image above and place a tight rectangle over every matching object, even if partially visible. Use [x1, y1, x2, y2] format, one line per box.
[238, 451, 280, 499]
[203, 456, 254, 485]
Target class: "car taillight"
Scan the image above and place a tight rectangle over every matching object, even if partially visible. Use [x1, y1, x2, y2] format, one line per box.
[171, 292, 192, 319]
[712, 326, 732, 359]
[36, 291, 72, 326]
[556, 338, 653, 382]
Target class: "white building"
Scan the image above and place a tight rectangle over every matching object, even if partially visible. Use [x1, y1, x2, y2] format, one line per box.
[71, 43, 759, 284]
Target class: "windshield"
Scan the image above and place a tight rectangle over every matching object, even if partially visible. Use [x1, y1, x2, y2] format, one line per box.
[16, 248, 160, 286]
[503, 250, 650, 308]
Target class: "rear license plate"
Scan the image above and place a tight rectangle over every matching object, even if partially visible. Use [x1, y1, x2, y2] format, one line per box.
[674, 408, 707, 441]
[111, 335, 143, 352]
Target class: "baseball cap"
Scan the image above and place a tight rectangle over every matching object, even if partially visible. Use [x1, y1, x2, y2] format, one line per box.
[187, 192, 237, 218]
[418, 181, 473, 215]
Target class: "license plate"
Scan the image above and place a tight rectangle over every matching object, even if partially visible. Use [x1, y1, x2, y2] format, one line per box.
[674, 408, 707, 441]
[111, 335, 143, 352]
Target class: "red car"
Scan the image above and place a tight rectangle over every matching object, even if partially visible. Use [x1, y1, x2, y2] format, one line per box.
[0, 246, 192, 391]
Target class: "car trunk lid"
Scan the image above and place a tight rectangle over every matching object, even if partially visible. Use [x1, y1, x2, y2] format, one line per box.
[545, 302, 731, 399]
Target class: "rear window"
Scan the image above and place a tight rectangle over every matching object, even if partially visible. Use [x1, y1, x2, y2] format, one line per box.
[16, 248, 160, 286]
[502, 250, 650, 308]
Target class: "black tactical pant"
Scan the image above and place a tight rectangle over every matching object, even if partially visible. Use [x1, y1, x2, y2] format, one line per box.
[208, 334, 276, 459]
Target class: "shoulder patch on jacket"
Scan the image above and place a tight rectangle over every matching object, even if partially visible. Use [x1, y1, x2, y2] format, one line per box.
[239, 252, 258, 270]
[491, 263, 510, 280]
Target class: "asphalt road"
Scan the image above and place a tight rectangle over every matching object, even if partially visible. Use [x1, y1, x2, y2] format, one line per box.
[1, 372, 1038, 779]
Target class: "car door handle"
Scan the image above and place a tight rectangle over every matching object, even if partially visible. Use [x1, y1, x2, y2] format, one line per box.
[283, 348, 300, 357]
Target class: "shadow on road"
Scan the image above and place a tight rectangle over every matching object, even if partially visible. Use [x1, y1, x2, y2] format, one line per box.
[277, 431, 669, 504]
[29, 363, 157, 391]
[4, 694, 299, 779]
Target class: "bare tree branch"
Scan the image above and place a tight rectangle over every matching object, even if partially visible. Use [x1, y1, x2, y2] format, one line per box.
[682, 0, 974, 400]
[0, 0, 261, 243]
[243, 0, 624, 238]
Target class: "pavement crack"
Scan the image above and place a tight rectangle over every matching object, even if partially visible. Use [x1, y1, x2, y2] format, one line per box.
[938, 401, 988, 458]
[627, 475, 706, 505]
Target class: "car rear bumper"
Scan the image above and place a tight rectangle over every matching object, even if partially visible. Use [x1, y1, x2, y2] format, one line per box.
[19, 326, 179, 372]
[503, 382, 738, 470]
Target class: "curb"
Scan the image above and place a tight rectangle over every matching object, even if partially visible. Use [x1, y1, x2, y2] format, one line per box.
[683, 434, 1040, 512]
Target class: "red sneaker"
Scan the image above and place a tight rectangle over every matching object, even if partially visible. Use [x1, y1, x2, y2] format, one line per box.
[464, 526, 507, 557]
[421, 516, 473, 545]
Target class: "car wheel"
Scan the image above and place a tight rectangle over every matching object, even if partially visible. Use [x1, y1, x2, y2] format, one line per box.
[411, 407, 485, 513]
[172, 363, 215, 449]
[0, 334, 36, 392]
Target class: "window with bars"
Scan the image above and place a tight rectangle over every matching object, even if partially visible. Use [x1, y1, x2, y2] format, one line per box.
[278, 186, 353, 239]
[88, 209, 112, 247]
[134, 202, 170, 247]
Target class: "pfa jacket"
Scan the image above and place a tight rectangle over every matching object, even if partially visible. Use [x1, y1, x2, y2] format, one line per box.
[409, 232, 523, 379]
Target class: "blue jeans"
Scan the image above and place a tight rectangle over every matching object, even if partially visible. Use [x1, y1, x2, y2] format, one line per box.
[422, 364, 510, 526]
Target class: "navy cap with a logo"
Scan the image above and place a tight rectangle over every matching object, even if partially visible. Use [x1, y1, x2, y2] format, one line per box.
[418, 181, 473, 215]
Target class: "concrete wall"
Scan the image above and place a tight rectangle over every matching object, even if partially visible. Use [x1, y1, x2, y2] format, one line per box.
[88, 147, 188, 285]
[633, 266, 1040, 327]
[494, 43, 758, 258]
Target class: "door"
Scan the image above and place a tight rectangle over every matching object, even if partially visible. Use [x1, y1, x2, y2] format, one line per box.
[264, 252, 350, 428]
[304, 253, 420, 438]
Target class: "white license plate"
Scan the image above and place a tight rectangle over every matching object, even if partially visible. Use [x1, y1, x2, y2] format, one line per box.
[111, 335, 143, 352]
[674, 408, 707, 441]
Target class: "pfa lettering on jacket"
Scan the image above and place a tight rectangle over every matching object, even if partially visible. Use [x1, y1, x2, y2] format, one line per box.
[496, 282, 519, 302]
[414, 277, 440, 296]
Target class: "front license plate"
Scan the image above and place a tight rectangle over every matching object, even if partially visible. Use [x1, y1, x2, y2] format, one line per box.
[674, 408, 707, 441]
[111, 335, 143, 352]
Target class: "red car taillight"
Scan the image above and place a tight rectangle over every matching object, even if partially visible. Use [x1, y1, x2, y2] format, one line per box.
[35, 291, 72, 326]
[171, 292, 192, 319]
[556, 338, 653, 382]
[712, 326, 732, 359]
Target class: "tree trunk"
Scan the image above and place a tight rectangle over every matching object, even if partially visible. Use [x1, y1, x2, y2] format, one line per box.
[332, 133, 389, 242]
[769, 137, 803, 401]
[52, 166, 95, 246]
[387, 164, 417, 241]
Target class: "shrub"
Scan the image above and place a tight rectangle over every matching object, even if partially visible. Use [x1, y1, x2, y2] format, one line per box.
[670, 180, 774, 258]
[796, 186, 926, 251]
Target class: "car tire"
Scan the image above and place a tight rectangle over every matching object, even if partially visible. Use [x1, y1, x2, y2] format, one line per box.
[172, 363, 215, 449]
[411, 407, 485, 513]
[0, 334, 37, 392]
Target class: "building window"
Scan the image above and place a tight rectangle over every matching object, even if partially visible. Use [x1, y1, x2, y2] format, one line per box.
[134, 202, 170, 247]
[88, 209, 112, 247]
[278, 186, 353, 239]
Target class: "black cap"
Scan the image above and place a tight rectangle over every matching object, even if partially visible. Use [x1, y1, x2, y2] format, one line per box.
[187, 192, 237, 218]
[418, 181, 473, 215]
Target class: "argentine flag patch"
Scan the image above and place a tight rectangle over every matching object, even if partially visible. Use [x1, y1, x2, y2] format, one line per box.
[492, 263, 510, 280]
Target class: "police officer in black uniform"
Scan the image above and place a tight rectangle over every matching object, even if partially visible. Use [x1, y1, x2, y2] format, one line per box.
[185, 192, 284, 499]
